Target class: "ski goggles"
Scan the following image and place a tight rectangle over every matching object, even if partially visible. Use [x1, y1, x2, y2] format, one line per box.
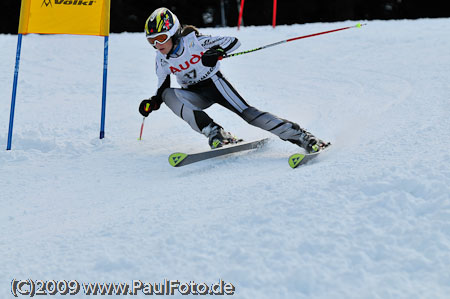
[147, 32, 170, 46]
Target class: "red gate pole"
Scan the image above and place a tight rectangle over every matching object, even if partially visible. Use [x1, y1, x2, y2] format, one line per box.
[272, 0, 277, 28]
[237, 0, 245, 30]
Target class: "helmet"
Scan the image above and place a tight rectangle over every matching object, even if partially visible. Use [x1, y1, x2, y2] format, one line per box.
[145, 8, 180, 41]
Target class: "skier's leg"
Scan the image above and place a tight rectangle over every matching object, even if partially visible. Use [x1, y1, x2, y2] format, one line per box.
[210, 74, 323, 152]
[162, 88, 238, 148]
[162, 88, 213, 133]
[242, 107, 326, 152]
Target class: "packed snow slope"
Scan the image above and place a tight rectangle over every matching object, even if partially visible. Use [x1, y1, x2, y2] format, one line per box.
[1, 19, 450, 298]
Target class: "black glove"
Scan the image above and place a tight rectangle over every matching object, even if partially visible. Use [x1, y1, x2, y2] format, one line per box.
[139, 96, 161, 117]
[201, 46, 225, 67]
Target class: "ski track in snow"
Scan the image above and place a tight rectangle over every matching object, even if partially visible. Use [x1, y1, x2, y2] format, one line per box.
[1, 19, 450, 298]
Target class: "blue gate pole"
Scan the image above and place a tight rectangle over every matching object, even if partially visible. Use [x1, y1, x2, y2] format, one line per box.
[7, 34, 23, 150]
[99, 35, 109, 139]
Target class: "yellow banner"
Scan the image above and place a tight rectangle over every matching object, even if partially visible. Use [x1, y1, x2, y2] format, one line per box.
[18, 0, 110, 36]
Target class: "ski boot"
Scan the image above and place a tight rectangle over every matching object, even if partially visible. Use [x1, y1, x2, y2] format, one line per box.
[202, 123, 242, 149]
[289, 128, 329, 153]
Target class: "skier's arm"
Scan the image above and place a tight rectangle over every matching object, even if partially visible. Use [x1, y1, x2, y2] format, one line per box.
[138, 59, 171, 117]
[200, 35, 241, 67]
[151, 57, 172, 108]
[198, 35, 241, 54]
[154, 74, 170, 104]
[155, 57, 171, 101]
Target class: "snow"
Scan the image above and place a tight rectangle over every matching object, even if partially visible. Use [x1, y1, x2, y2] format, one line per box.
[1, 18, 450, 298]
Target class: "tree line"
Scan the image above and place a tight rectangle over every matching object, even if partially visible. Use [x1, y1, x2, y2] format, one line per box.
[1, 0, 448, 34]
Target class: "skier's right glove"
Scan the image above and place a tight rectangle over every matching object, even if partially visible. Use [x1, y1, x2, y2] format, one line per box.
[201, 46, 225, 67]
[139, 96, 161, 117]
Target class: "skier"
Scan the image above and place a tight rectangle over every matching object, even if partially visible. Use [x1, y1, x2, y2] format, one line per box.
[139, 7, 327, 152]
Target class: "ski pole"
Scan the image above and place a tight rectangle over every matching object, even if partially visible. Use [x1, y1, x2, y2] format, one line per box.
[138, 117, 146, 140]
[223, 23, 365, 59]
[138, 103, 150, 140]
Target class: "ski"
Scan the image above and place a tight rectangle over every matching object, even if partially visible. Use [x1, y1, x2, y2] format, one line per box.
[288, 143, 331, 169]
[169, 138, 268, 167]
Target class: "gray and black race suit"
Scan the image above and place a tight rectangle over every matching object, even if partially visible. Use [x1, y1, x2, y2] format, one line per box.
[152, 32, 308, 144]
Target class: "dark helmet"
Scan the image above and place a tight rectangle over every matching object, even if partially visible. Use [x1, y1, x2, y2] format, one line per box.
[145, 8, 180, 39]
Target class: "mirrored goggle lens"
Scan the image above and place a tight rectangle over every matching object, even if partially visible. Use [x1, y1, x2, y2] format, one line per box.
[147, 34, 170, 46]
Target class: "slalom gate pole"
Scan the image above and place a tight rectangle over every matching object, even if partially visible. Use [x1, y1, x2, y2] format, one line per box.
[7, 34, 23, 150]
[237, 0, 245, 30]
[223, 23, 365, 59]
[272, 0, 277, 28]
[99, 35, 109, 139]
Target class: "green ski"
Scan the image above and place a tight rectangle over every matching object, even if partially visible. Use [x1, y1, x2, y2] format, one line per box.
[288, 143, 331, 169]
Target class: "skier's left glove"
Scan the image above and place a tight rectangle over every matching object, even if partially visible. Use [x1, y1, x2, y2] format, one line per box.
[139, 96, 161, 117]
[201, 46, 225, 67]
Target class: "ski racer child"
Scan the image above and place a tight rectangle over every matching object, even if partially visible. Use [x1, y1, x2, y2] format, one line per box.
[139, 7, 327, 152]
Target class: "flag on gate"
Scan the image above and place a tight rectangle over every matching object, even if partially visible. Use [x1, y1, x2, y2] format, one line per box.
[7, 0, 111, 150]
[18, 0, 110, 36]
